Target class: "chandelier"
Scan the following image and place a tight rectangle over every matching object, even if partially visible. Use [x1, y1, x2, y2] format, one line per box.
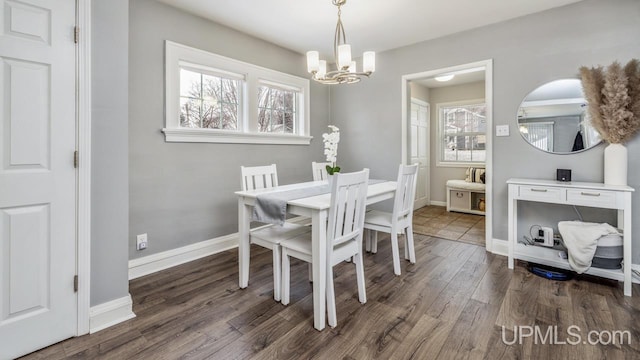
[306, 0, 375, 84]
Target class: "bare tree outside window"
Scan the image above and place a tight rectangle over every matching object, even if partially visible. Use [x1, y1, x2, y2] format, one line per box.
[179, 68, 239, 130]
[441, 103, 486, 162]
[258, 85, 296, 133]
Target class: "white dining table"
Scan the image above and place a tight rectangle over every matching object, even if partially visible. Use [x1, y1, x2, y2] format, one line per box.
[235, 180, 397, 330]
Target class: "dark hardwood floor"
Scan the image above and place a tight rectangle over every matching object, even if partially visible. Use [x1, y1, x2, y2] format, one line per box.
[23, 231, 640, 359]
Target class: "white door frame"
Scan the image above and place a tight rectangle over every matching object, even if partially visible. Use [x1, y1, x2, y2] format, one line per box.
[401, 59, 494, 252]
[76, 0, 92, 336]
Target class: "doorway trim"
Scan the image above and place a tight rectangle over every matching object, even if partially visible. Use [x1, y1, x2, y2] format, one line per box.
[77, 0, 92, 336]
[401, 59, 494, 252]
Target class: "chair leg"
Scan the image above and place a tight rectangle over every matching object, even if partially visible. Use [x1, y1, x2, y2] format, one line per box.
[390, 231, 401, 275]
[403, 232, 409, 260]
[365, 229, 371, 252]
[371, 230, 378, 254]
[308, 263, 313, 282]
[406, 225, 416, 264]
[273, 245, 281, 301]
[281, 249, 290, 305]
[354, 252, 367, 304]
[326, 265, 337, 327]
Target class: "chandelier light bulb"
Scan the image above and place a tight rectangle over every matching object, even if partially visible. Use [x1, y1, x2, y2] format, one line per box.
[349, 61, 356, 73]
[363, 51, 375, 73]
[338, 44, 352, 70]
[307, 51, 319, 73]
[318, 60, 327, 78]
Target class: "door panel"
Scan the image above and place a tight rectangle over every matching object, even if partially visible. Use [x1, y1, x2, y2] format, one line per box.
[0, 0, 77, 358]
[410, 100, 430, 209]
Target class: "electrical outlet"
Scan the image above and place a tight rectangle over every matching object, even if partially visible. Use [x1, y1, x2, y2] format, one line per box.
[136, 233, 148, 251]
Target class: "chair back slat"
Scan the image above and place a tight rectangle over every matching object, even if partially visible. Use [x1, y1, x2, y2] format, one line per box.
[392, 164, 419, 224]
[241, 164, 278, 191]
[312, 162, 331, 181]
[327, 169, 369, 248]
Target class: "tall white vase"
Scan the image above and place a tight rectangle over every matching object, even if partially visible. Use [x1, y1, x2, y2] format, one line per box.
[604, 143, 627, 186]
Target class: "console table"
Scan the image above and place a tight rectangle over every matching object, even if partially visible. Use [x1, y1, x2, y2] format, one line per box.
[507, 178, 635, 296]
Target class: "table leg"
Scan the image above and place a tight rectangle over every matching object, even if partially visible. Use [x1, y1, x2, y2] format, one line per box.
[508, 186, 516, 269]
[622, 197, 632, 296]
[312, 209, 328, 330]
[239, 198, 251, 288]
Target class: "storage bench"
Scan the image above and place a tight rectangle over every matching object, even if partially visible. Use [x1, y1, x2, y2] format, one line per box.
[446, 179, 486, 215]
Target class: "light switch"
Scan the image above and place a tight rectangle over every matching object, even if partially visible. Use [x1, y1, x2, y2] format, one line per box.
[496, 125, 510, 137]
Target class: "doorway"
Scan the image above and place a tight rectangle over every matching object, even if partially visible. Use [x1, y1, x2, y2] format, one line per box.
[401, 60, 493, 251]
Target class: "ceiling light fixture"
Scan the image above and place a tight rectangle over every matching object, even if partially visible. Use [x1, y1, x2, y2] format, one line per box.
[435, 74, 455, 82]
[306, 0, 375, 85]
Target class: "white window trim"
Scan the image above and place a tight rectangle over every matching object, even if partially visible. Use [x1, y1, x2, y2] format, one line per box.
[163, 41, 312, 145]
[436, 98, 486, 167]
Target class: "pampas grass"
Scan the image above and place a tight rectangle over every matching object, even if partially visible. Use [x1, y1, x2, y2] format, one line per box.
[580, 59, 640, 144]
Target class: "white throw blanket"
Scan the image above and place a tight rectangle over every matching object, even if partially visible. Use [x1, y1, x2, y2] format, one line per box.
[558, 221, 619, 273]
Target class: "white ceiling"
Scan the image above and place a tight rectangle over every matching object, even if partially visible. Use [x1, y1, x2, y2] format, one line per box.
[156, 0, 583, 59]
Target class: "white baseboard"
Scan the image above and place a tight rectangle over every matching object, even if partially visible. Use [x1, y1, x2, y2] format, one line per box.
[429, 200, 446, 207]
[129, 232, 238, 280]
[89, 294, 136, 334]
[490, 238, 508, 257]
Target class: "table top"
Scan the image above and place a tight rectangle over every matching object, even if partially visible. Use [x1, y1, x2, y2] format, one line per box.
[236, 180, 397, 210]
[506, 178, 635, 192]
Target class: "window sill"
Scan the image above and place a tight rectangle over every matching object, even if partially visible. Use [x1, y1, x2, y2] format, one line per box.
[436, 161, 486, 168]
[162, 128, 313, 145]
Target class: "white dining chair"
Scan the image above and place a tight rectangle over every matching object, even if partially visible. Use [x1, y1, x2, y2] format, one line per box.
[241, 164, 309, 301]
[364, 164, 419, 275]
[311, 161, 332, 181]
[280, 169, 369, 327]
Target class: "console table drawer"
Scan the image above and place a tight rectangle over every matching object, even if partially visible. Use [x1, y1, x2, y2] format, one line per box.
[567, 189, 618, 208]
[518, 186, 562, 202]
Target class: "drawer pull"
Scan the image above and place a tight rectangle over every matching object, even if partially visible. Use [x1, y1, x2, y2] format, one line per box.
[580, 192, 601, 197]
[530, 188, 548, 192]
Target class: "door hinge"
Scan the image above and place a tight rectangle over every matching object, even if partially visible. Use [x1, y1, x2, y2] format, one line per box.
[74, 150, 79, 168]
[74, 26, 79, 44]
[74, 275, 78, 292]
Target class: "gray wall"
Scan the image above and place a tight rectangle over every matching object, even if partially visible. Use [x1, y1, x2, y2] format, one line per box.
[409, 83, 430, 103]
[427, 81, 485, 203]
[91, 0, 130, 306]
[330, 0, 640, 261]
[128, 0, 330, 258]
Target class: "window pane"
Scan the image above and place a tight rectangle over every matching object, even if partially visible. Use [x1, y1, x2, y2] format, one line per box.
[284, 91, 294, 112]
[272, 89, 284, 110]
[222, 103, 237, 130]
[271, 110, 284, 132]
[222, 78, 238, 104]
[180, 68, 201, 97]
[202, 100, 220, 129]
[258, 108, 269, 132]
[258, 86, 270, 108]
[180, 97, 201, 128]
[284, 112, 294, 133]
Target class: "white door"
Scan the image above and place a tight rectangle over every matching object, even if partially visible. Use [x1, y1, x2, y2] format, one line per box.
[0, 0, 77, 358]
[410, 99, 430, 209]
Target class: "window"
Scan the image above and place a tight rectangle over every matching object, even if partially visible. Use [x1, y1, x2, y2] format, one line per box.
[257, 84, 297, 134]
[437, 100, 486, 166]
[520, 122, 554, 152]
[164, 41, 311, 144]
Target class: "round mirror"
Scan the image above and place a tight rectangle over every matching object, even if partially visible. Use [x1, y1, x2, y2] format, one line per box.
[517, 79, 601, 154]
